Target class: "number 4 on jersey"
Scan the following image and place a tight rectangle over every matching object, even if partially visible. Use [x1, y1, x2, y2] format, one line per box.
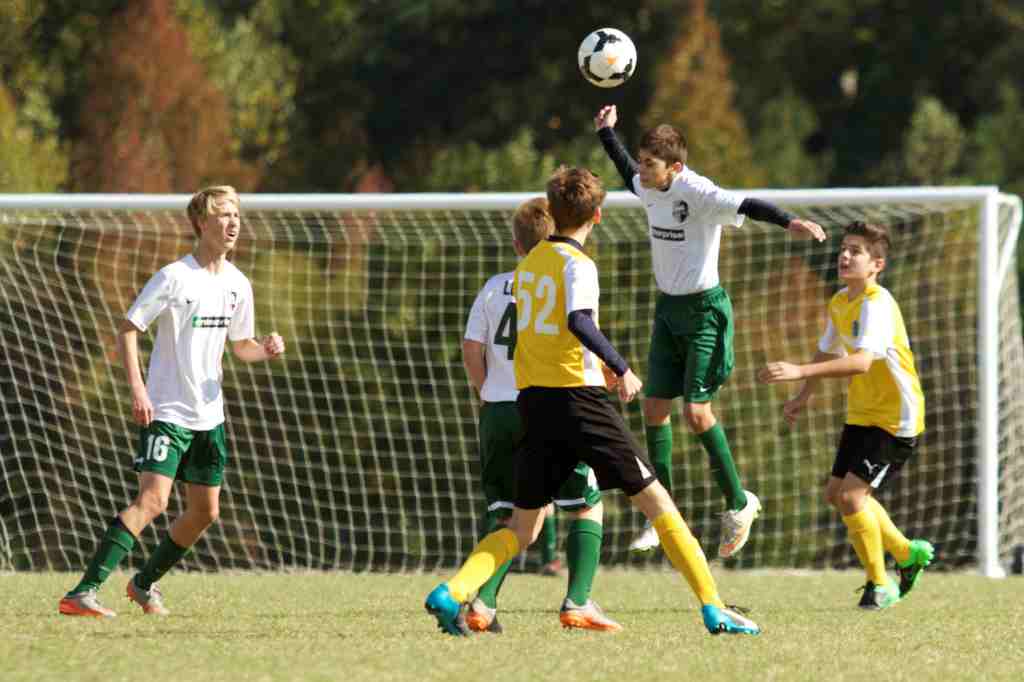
[494, 301, 516, 360]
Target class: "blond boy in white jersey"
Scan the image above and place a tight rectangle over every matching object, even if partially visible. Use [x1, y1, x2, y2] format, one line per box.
[59, 186, 285, 618]
[460, 197, 618, 633]
[426, 166, 760, 637]
[595, 104, 827, 559]
[758, 221, 933, 609]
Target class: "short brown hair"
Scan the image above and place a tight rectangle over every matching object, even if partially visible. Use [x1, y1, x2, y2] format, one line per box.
[512, 197, 555, 252]
[639, 124, 687, 166]
[545, 166, 606, 233]
[844, 221, 891, 259]
[187, 185, 239, 237]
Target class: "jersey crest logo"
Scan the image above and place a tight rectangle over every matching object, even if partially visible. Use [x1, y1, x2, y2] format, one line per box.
[229, 290, 238, 311]
[673, 200, 689, 223]
[852, 320, 860, 337]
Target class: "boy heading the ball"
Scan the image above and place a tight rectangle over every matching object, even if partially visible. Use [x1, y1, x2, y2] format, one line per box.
[594, 104, 826, 558]
[58, 186, 286, 618]
[425, 166, 760, 637]
[757, 221, 932, 609]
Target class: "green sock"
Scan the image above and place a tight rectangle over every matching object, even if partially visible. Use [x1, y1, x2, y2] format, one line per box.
[565, 518, 603, 605]
[540, 513, 557, 564]
[135, 534, 188, 590]
[70, 517, 136, 595]
[475, 511, 514, 609]
[645, 424, 674, 494]
[698, 423, 747, 511]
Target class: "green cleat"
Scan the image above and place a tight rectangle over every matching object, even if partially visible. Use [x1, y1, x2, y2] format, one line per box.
[857, 580, 900, 610]
[897, 539, 934, 598]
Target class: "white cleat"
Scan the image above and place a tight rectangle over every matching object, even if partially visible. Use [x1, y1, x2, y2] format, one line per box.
[628, 520, 660, 553]
[718, 490, 761, 558]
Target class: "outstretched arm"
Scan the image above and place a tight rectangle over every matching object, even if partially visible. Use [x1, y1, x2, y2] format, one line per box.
[232, 333, 285, 363]
[594, 105, 639, 195]
[757, 350, 870, 426]
[739, 197, 826, 242]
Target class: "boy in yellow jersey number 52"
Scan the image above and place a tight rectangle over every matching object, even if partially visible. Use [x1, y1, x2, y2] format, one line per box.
[425, 166, 760, 637]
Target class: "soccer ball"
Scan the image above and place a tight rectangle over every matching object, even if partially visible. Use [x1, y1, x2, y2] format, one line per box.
[578, 28, 637, 88]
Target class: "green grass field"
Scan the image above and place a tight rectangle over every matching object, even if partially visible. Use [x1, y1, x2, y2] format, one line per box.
[3, 569, 1022, 682]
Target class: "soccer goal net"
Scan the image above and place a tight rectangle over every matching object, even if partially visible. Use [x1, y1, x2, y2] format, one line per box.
[1, 189, 1021, 577]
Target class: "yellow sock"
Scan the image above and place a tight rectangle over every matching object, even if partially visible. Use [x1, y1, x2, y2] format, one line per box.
[842, 509, 888, 585]
[652, 511, 724, 608]
[447, 528, 519, 602]
[866, 497, 911, 564]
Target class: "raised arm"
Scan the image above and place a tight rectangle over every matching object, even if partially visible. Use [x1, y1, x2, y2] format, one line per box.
[594, 105, 639, 195]
[739, 197, 826, 241]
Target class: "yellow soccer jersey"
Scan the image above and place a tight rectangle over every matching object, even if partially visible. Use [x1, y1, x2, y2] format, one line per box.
[513, 237, 605, 389]
[818, 283, 925, 437]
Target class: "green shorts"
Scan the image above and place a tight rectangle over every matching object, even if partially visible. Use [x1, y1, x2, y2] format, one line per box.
[133, 420, 228, 487]
[479, 401, 601, 516]
[645, 285, 735, 403]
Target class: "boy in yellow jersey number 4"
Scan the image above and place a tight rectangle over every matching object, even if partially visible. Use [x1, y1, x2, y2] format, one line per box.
[426, 166, 760, 637]
[758, 221, 933, 609]
[595, 104, 826, 558]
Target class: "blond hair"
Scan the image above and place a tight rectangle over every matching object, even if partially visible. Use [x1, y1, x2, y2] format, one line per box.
[512, 197, 555, 252]
[187, 186, 239, 237]
[545, 166, 606, 233]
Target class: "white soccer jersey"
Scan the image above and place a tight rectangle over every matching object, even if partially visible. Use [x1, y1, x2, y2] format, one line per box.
[126, 254, 255, 430]
[464, 271, 519, 403]
[631, 167, 746, 295]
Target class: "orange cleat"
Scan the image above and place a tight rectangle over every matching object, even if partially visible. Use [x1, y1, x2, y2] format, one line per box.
[559, 598, 622, 632]
[59, 590, 116, 618]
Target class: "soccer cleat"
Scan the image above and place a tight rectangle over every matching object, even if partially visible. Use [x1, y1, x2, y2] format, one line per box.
[59, 590, 117, 618]
[628, 520, 660, 554]
[424, 584, 471, 636]
[126, 576, 170, 616]
[718, 490, 762, 558]
[897, 539, 935, 598]
[538, 558, 566, 577]
[857, 580, 900, 610]
[559, 598, 623, 632]
[465, 597, 503, 634]
[701, 604, 760, 635]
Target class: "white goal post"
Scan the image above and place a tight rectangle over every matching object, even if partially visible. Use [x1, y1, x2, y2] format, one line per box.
[1, 187, 1021, 577]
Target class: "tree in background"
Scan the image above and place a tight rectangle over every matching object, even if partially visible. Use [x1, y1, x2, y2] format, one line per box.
[902, 97, 965, 186]
[0, 86, 68, 192]
[72, 0, 254, 192]
[640, 0, 763, 188]
[964, 83, 1024, 197]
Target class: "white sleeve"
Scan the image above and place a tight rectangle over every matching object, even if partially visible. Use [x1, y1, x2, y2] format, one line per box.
[691, 177, 745, 228]
[817, 317, 845, 355]
[228, 278, 256, 342]
[464, 286, 489, 343]
[564, 259, 599, 315]
[125, 270, 172, 332]
[853, 296, 892, 359]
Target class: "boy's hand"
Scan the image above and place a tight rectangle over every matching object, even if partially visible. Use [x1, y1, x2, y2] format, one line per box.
[617, 369, 642, 403]
[757, 361, 804, 383]
[602, 364, 619, 390]
[782, 395, 809, 427]
[786, 218, 826, 242]
[594, 105, 618, 131]
[263, 332, 285, 358]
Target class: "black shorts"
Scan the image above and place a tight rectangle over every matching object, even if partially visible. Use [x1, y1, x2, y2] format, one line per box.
[832, 424, 919, 489]
[514, 386, 657, 509]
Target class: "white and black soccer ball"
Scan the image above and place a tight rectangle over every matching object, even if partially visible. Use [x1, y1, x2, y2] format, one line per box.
[578, 28, 637, 88]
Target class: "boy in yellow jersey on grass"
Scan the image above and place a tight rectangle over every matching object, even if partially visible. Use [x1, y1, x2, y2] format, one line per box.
[425, 166, 760, 637]
[461, 197, 614, 633]
[758, 221, 933, 609]
[595, 104, 827, 558]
